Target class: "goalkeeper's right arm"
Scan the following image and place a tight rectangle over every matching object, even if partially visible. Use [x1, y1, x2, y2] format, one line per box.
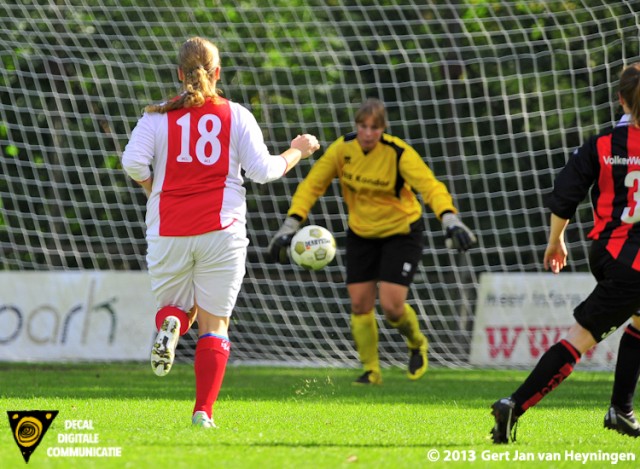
[268, 141, 339, 263]
[268, 216, 302, 263]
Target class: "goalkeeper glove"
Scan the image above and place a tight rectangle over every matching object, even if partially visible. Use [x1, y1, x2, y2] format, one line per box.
[441, 212, 477, 252]
[268, 216, 301, 263]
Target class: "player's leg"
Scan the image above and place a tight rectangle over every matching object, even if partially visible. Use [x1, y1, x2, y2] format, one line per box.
[154, 303, 200, 341]
[345, 229, 382, 385]
[190, 227, 248, 427]
[192, 306, 231, 428]
[491, 242, 640, 443]
[380, 287, 428, 380]
[348, 281, 381, 385]
[511, 323, 592, 411]
[151, 306, 190, 377]
[490, 323, 590, 444]
[606, 314, 640, 437]
[378, 219, 427, 380]
[147, 236, 196, 377]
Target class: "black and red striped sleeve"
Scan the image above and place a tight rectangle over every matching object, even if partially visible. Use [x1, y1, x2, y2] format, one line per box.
[546, 136, 600, 219]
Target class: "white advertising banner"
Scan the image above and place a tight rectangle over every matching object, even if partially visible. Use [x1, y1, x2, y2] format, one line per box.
[470, 272, 624, 368]
[0, 271, 156, 361]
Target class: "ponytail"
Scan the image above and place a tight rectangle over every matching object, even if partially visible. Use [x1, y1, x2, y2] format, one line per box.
[144, 37, 222, 114]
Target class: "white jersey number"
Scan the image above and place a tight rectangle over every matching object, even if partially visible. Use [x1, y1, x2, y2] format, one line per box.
[175, 113, 222, 166]
[622, 170, 640, 224]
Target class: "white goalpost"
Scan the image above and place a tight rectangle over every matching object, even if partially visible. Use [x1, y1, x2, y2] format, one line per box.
[1, 1, 639, 368]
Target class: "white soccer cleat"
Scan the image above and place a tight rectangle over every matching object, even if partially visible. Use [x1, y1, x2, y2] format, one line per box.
[192, 411, 217, 428]
[150, 315, 181, 377]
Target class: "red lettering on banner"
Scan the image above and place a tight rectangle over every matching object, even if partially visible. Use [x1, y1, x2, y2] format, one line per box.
[486, 327, 523, 358]
[487, 326, 600, 360]
[584, 345, 596, 360]
[527, 327, 567, 358]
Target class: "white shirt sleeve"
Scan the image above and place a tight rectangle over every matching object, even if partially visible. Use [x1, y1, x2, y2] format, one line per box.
[231, 104, 288, 184]
[121, 113, 158, 182]
[617, 114, 630, 127]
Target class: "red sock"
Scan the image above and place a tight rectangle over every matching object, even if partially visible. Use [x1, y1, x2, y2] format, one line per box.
[155, 306, 190, 335]
[193, 334, 231, 418]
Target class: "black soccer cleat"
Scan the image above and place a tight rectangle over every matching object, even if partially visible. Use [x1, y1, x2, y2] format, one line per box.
[604, 406, 640, 438]
[490, 397, 519, 444]
[407, 342, 428, 380]
[352, 370, 382, 385]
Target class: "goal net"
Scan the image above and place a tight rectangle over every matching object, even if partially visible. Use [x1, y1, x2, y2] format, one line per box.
[2, 1, 639, 369]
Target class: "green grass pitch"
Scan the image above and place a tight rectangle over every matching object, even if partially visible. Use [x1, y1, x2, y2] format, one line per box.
[0, 363, 637, 468]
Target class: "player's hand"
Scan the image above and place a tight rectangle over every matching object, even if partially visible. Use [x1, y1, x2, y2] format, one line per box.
[290, 134, 320, 159]
[268, 216, 301, 263]
[441, 213, 477, 252]
[543, 240, 567, 274]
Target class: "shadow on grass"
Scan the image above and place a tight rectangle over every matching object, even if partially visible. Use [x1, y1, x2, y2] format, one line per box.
[0, 363, 614, 410]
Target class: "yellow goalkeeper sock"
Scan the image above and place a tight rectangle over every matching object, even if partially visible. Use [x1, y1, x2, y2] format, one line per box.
[387, 304, 427, 350]
[350, 310, 380, 373]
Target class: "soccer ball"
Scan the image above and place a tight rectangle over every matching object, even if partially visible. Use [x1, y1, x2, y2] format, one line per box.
[289, 225, 336, 270]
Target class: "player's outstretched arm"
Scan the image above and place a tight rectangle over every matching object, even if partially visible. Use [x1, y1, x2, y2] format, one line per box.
[281, 134, 320, 174]
[441, 212, 477, 252]
[267, 135, 319, 262]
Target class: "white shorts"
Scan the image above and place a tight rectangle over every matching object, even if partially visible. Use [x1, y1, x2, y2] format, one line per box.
[146, 224, 249, 318]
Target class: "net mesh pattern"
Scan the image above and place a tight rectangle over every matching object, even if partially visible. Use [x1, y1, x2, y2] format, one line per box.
[1, 1, 639, 367]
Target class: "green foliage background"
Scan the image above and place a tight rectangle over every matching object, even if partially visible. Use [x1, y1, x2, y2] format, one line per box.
[1, 1, 639, 366]
[2, 1, 638, 271]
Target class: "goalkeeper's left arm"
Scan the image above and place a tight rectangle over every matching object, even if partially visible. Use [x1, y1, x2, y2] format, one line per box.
[440, 211, 477, 252]
[400, 145, 477, 252]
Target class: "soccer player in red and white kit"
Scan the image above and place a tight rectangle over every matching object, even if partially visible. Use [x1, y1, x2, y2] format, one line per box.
[491, 62, 640, 443]
[122, 37, 319, 428]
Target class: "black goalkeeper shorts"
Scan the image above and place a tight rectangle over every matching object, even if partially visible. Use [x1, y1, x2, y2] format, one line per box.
[574, 241, 640, 342]
[345, 218, 424, 286]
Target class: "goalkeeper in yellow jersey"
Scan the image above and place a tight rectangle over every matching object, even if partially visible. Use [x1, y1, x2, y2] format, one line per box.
[269, 98, 476, 384]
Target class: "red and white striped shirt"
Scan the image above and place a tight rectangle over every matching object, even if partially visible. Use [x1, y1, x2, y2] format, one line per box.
[122, 97, 288, 236]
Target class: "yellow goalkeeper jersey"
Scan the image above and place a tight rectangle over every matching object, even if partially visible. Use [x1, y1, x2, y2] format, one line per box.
[288, 132, 457, 238]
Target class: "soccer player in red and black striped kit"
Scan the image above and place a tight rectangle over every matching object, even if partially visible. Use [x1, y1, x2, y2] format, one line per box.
[491, 62, 640, 443]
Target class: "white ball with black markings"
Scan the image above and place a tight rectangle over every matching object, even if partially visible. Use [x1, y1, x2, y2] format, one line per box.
[289, 225, 336, 270]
